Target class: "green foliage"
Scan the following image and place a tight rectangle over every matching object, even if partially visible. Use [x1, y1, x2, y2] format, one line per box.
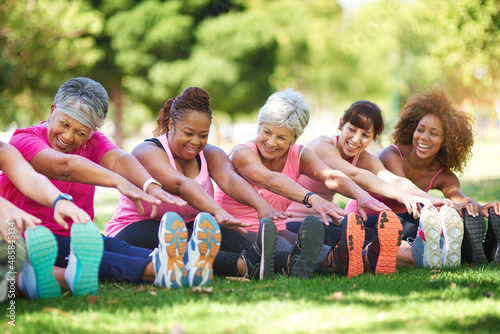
[0, 0, 104, 128]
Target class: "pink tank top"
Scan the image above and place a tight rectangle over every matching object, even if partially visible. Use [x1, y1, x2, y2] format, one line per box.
[344, 144, 444, 214]
[214, 142, 301, 232]
[286, 136, 360, 223]
[105, 135, 214, 237]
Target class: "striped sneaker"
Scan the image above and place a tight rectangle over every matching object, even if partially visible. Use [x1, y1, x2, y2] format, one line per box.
[65, 222, 104, 296]
[332, 213, 365, 278]
[19, 225, 60, 299]
[184, 212, 221, 286]
[288, 216, 324, 278]
[440, 206, 464, 267]
[152, 212, 189, 289]
[419, 206, 443, 268]
[366, 210, 403, 274]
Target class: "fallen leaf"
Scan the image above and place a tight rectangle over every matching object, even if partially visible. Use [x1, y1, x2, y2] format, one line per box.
[225, 277, 250, 282]
[109, 299, 119, 304]
[430, 275, 437, 279]
[249, 283, 275, 290]
[85, 295, 99, 304]
[351, 284, 358, 289]
[42, 307, 76, 319]
[328, 291, 344, 301]
[189, 286, 214, 294]
[450, 282, 457, 289]
[469, 282, 477, 288]
[114, 283, 125, 290]
[149, 290, 158, 296]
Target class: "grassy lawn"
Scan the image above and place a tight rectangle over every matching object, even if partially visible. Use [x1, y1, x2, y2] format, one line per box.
[4, 138, 500, 333]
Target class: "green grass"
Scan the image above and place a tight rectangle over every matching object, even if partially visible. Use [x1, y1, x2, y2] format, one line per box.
[5, 138, 500, 333]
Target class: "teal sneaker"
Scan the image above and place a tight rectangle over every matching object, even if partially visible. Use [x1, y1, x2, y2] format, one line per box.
[19, 225, 60, 299]
[64, 222, 103, 296]
[184, 212, 220, 286]
[152, 212, 189, 289]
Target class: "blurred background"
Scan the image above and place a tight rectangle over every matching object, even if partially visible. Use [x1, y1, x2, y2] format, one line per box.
[1, 0, 499, 160]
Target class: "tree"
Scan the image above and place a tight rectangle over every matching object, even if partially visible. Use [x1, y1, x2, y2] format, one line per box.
[0, 0, 104, 129]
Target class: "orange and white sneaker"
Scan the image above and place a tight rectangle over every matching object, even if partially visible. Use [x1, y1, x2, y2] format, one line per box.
[184, 212, 221, 286]
[331, 212, 365, 278]
[152, 212, 188, 289]
[366, 210, 403, 275]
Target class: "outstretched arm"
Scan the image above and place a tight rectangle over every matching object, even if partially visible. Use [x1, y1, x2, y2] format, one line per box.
[231, 144, 343, 226]
[205, 144, 292, 222]
[308, 137, 435, 217]
[0, 142, 90, 228]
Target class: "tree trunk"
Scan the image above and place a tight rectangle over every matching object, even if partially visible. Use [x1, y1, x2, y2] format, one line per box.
[110, 83, 124, 148]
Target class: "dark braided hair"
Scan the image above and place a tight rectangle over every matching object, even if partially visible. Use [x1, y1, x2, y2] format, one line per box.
[154, 87, 213, 136]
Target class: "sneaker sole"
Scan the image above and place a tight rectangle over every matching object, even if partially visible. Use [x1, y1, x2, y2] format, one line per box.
[441, 207, 465, 266]
[489, 208, 500, 263]
[375, 210, 403, 275]
[69, 222, 104, 296]
[346, 213, 365, 278]
[462, 212, 485, 265]
[186, 213, 221, 286]
[159, 212, 188, 288]
[420, 207, 442, 268]
[25, 226, 60, 299]
[290, 216, 325, 278]
[260, 219, 277, 279]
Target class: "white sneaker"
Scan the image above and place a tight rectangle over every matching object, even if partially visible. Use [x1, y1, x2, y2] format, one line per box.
[440, 206, 464, 267]
[64, 222, 103, 296]
[184, 212, 221, 286]
[152, 212, 188, 288]
[419, 206, 443, 268]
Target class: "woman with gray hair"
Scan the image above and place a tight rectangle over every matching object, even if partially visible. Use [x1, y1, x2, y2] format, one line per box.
[215, 88, 418, 278]
[0, 77, 193, 298]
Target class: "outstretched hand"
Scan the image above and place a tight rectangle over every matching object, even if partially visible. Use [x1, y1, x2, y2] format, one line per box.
[214, 210, 252, 234]
[309, 194, 346, 226]
[480, 202, 500, 218]
[0, 199, 41, 242]
[53, 200, 91, 229]
[400, 194, 433, 219]
[356, 195, 390, 221]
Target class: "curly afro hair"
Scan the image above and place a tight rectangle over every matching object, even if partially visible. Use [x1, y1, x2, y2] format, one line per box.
[390, 87, 477, 174]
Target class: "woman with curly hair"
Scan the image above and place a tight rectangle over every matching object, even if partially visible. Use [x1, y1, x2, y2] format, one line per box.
[365, 87, 499, 267]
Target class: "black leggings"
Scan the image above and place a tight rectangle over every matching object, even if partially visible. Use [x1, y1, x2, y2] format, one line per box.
[115, 219, 243, 277]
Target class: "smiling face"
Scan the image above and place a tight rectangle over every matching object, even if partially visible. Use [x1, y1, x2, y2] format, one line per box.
[256, 122, 295, 161]
[47, 107, 93, 153]
[412, 113, 445, 159]
[168, 110, 211, 161]
[337, 121, 375, 159]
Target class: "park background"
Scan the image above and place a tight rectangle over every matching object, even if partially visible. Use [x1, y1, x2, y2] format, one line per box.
[2, 0, 500, 333]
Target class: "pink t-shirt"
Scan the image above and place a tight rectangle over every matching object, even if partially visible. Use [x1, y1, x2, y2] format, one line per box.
[286, 136, 360, 223]
[214, 142, 301, 232]
[106, 134, 214, 237]
[0, 122, 117, 237]
[344, 144, 444, 215]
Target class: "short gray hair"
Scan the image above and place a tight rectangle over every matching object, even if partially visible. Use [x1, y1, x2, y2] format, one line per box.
[257, 88, 310, 140]
[52, 77, 108, 130]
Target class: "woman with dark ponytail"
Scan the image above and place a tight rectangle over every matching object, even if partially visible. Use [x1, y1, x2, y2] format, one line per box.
[107, 87, 301, 286]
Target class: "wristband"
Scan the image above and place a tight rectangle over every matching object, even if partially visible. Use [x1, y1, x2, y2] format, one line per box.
[143, 178, 162, 192]
[302, 192, 315, 208]
[52, 193, 74, 210]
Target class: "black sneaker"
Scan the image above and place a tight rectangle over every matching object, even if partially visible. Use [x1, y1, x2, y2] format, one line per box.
[288, 216, 324, 278]
[241, 218, 277, 280]
[461, 212, 487, 264]
[484, 207, 500, 263]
